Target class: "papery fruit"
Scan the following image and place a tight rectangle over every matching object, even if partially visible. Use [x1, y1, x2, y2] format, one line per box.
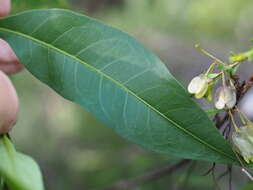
[214, 86, 236, 109]
[232, 126, 253, 163]
[188, 74, 211, 99]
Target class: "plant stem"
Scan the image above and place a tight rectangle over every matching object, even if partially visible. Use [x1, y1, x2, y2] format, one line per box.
[205, 61, 218, 75]
[228, 110, 239, 132]
[242, 168, 253, 181]
[235, 106, 252, 126]
[230, 62, 241, 68]
[222, 71, 226, 86]
[102, 159, 190, 190]
[195, 44, 227, 65]
[182, 161, 197, 189]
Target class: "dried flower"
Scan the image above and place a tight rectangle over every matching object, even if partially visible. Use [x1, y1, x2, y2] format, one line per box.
[0, 71, 19, 134]
[232, 126, 253, 163]
[214, 85, 236, 109]
[188, 74, 211, 99]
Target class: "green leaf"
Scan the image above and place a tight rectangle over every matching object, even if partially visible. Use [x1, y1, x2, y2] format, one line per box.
[0, 9, 237, 164]
[229, 54, 247, 62]
[229, 47, 253, 62]
[0, 136, 44, 190]
[217, 63, 232, 71]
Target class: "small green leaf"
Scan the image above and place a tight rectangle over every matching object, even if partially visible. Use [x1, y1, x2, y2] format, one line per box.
[229, 48, 253, 62]
[0, 136, 44, 190]
[229, 54, 247, 63]
[217, 63, 232, 71]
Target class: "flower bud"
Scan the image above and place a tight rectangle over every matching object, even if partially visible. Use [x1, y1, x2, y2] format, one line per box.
[0, 71, 19, 134]
[232, 126, 253, 163]
[214, 86, 236, 109]
[188, 74, 210, 99]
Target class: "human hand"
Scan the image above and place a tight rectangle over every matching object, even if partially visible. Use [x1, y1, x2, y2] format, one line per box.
[0, 70, 18, 134]
[0, 0, 20, 134]
[0, 0, 24, 74]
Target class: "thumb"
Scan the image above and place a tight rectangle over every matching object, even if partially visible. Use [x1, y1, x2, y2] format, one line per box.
[0, 70, 19, 134]
[0, 39, 24, 74]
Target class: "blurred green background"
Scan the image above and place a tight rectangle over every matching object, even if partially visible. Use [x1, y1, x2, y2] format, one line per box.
[9, 0, 253, 189]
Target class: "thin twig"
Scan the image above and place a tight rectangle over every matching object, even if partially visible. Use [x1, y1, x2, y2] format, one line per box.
[214, 114, 229, 129]
[238, 75, 253, 100]
[217, 165, 232, 181]
[228, 166, 232, 190]
[242, 168, 253, 181]
[202, 163, 216, 176]
[102, 159, 190, 190]
[225, 121, 232, 139]
[182, 161, 197, 189]
[212, 167, 221, 190]
[222, 121, 230, 137]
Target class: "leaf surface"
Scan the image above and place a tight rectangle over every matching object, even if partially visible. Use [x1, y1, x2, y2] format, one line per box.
[0, 136, 44, 190]
[0, 9, 237, 164]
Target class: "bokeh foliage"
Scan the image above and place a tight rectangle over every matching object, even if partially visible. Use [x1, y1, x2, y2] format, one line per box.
[12, 0, 70, 12]
[98, 0, 253, 43]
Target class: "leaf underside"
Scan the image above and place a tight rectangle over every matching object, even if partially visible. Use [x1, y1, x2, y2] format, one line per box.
[0, 9, 237, 164]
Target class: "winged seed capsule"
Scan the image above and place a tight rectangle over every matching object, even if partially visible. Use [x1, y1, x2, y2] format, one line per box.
[187, 74, 211, 99]
[232, 126, 253, 163]
[214, 85, 236, 109]
[0, 71, 19, 134]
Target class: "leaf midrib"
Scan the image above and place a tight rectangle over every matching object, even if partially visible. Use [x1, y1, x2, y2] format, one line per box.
[0, 26, 236, 162]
